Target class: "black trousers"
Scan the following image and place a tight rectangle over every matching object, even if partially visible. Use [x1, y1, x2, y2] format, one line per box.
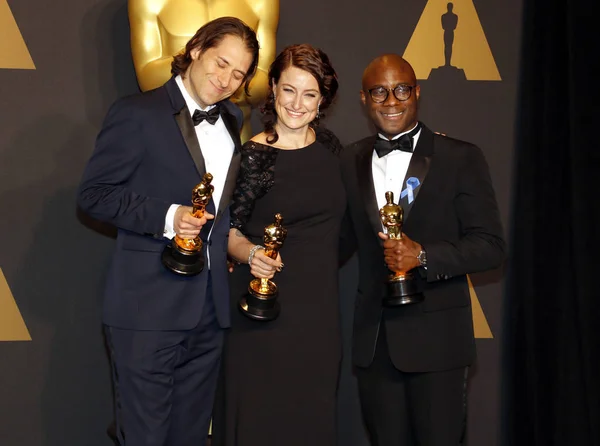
[355, 323, 468, 446]
[105, 279, 223, 446]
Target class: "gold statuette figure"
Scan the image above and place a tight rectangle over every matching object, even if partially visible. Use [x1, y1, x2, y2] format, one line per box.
[239, 213, 287, 320]
[379, 191, 424, 305]
[128, 0, 279, 142]
[162, 173, 214, 275]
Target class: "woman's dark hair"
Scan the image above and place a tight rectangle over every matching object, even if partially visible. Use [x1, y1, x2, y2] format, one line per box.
[171, 16, 260, 96]
[263, 44, 339, 144]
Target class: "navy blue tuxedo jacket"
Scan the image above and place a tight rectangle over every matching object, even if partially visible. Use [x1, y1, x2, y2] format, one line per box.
[78, 77, 243, 331]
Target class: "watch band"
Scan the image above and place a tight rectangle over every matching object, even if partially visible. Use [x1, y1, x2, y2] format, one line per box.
[417, 248, 427, 267]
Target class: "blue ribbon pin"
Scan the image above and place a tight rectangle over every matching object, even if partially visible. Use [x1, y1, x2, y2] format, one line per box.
[400, 177, 421, 204]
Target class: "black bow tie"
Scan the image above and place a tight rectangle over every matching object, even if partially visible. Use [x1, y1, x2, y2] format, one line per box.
[374, 123, 422, 158]
[192, 106, 220, 126]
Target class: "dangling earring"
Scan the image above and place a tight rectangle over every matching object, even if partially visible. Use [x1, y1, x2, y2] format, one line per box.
[316, 103, 321, 119]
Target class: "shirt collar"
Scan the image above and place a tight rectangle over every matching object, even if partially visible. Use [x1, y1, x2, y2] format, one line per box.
[377, 122, 421, 141]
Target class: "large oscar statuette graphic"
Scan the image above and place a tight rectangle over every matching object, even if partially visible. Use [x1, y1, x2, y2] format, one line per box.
[162, 173, 214, 276]
[379, 191, 424, 305]
[239, 213, 287, 321]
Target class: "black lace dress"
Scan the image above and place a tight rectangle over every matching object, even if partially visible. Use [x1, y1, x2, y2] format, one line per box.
[212, 127, 346, 446]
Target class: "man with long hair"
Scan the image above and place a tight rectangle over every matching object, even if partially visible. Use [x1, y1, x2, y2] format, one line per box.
[77, 17, 259, 446]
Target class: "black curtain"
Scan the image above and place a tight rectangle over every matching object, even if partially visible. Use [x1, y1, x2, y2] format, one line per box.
[503, 0, 600, 445]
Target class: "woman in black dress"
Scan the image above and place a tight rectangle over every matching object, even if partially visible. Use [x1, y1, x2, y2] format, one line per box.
[212, 44, 345, 446]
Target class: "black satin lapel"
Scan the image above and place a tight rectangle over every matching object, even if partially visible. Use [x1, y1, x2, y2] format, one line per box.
[357, 142, 383, 237]
[215, 151, 240, 223]
[400, 154, 431, 221]
[400, 128, 434, 221]
[221, 108, 242, 149]
[174, 106, 206, 176]
[213, 108, 242, 226]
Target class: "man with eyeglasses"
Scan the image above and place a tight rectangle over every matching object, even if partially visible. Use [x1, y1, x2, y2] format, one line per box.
[340, 54, 506, 445]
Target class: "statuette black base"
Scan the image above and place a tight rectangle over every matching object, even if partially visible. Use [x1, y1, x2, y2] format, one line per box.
[383, 276, 424, 306]
[239, 287, 280, 321]
[161, 243, 204, 276]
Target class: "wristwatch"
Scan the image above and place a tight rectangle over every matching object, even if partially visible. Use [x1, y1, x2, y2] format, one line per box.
[417, 248, 427, 267]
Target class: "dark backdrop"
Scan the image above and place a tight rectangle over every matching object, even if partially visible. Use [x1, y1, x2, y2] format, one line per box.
[0, 1, 521, 445]
[503, 0, 600, 445]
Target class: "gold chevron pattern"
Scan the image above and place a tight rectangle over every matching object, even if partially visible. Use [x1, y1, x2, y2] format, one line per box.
[468, 275, 493, 338]
[0, 0, 35, 69]
[0, 268, 31, 341]
[403, 0, 500, 80]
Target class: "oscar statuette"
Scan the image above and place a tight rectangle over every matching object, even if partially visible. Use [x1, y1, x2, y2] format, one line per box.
[379, 191, 424, 306]
[239, 213, 287, 321]
[161, 173, 214, 276]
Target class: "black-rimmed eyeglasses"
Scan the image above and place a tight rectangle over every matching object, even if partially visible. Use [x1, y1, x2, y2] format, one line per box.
[367, 84, 416, 103]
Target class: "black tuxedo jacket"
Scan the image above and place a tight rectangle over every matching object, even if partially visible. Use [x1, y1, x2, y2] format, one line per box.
[78, 77, 242, 331]
[341, 124, 506, 372]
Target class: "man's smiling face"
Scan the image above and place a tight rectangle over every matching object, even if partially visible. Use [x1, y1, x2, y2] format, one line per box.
[360, 55, 420, 139]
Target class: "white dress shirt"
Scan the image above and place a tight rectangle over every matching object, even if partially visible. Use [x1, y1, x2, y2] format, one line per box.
[163, 76, 236, 267]
[372, 123, 422, 231]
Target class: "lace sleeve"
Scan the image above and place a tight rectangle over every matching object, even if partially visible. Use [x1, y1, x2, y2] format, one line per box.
[230, 141, 279, 231]
[315, 126, 343, 156]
